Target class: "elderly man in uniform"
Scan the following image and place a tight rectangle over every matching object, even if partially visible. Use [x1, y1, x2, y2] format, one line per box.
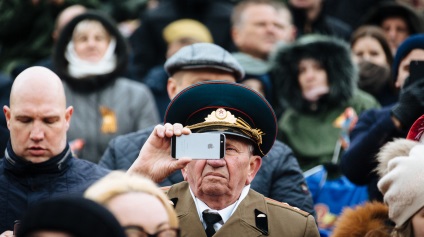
[0, 67, 108, 235]
[128, 81, 319, 236]
[99, 43, 315, 216]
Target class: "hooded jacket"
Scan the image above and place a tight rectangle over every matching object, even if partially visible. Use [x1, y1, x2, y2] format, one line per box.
[53, 11, 159, 163]
[272, 35, 380, 170]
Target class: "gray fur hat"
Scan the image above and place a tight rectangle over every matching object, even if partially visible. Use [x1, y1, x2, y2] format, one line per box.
[271, 35, 357, 112]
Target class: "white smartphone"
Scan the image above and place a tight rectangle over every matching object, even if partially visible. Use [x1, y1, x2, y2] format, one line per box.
[171, 133, 226, 159]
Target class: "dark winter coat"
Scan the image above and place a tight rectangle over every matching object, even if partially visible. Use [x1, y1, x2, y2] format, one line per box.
[0, 143, 109, 233]
[98, 126, 316, 216]
[341, 106, 405, 201]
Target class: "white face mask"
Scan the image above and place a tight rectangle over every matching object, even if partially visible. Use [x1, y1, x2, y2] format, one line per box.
[65, 38, 117, 79]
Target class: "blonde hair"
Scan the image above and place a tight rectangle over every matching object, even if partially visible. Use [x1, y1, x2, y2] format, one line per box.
[84, 171, 178, 228]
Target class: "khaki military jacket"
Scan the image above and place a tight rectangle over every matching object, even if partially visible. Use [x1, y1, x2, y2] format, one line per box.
[166, 182, 319, 237]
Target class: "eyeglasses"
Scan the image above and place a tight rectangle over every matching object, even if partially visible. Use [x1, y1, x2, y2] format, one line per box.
[123, 225, 180, 237]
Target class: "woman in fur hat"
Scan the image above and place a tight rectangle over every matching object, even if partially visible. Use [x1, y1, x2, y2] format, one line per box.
[53, 11, 159, 163]
[271, 34, 380, 171]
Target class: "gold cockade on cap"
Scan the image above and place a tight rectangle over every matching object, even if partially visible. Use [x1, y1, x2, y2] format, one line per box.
[187, 108, 265, 154]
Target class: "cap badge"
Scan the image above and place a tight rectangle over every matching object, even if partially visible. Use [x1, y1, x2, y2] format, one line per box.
[205, 108, 237, 124]
[187, 108, 265, 155]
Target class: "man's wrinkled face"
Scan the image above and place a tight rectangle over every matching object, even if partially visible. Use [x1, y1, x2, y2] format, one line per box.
[233, 4, 295, 60]
[4, 92, 72, 163]
[182, 136, 261, 202]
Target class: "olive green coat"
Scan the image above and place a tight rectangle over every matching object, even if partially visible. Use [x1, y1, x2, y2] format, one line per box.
[166, 182, 319, 237]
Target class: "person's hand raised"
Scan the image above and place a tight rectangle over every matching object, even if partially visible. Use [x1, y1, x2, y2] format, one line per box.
[127, 123, 192, 183]
[392, 79, 424, 130]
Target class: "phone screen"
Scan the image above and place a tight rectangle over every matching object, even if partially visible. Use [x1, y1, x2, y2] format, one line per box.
[171, 133, 225, 159]
[408, 60, 424, 85]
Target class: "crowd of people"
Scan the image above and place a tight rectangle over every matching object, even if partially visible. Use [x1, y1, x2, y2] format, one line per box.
[1, 0, 424, 236]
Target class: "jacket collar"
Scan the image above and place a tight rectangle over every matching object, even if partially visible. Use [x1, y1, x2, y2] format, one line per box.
[4, 141, 72, 175]
[167, 182, 269, 236]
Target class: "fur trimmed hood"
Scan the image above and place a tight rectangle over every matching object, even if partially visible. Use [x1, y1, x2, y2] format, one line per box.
[375, 138, 418, 178]
[332, 202, 393, 237]
[271, 35, 357, 113]
[53, 11, 129, 93]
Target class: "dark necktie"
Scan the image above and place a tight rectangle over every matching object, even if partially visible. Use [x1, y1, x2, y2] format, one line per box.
[202, 211, 222, 237]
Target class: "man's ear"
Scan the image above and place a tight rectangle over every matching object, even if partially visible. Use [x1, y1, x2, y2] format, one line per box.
[65, 106, 74, 130]
[231, 27, 242, 48]
[3, 105, 11, 129]
[167, 77, 178, 100]
[246, 155, 262, 185]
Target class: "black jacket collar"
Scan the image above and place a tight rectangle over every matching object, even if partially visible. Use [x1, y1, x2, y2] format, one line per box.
[4, 142, 72, 175]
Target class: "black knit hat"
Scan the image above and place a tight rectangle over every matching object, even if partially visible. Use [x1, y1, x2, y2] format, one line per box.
[17, 197, 126, 237]
[392, 34, 424, 80]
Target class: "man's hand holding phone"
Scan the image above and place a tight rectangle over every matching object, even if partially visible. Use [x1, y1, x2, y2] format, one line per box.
[127, 123, 193, 183]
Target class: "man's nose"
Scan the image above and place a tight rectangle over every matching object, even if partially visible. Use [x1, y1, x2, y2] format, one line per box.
[30, 124, 44, 141]
[206, 158, 226, 168]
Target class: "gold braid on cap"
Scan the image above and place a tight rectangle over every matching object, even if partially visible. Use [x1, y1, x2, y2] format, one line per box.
[186, 108, 265, 154]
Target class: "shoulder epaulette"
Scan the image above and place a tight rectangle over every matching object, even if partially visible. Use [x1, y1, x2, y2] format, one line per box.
[265, 197, 310, 216]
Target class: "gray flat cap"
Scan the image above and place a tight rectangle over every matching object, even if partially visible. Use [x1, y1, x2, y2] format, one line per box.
[164, 43, 245, 81]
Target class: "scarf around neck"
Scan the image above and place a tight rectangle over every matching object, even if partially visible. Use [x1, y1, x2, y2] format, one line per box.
[65, 38, 117, 79]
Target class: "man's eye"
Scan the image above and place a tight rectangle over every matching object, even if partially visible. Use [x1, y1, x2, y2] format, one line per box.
[17, 118, 31, 123]
[44, 118, 58, 124]
[226, 147, 239, 156]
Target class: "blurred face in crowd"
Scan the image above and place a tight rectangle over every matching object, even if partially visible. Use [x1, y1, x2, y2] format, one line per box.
[241, 78, 265, 97]
[381, 17, 410, 54]
[289, 0, 319, 8]
[182, 136, 261, 209]
[106, 192, 177, 237]
[232, 4, 295, 60]
[72, 20, 111, 62]
[396, 49, 424, 88]
[52, 5, 87, 42]
[4, 67, 73, 163]
[26, 231, 73, 237]
[352, 36, 388, 67]
[412, 207, 424, 237]
[166, 38, 199, 59]
[167, 68, 236, 99]
[298, 59, 329, 102]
